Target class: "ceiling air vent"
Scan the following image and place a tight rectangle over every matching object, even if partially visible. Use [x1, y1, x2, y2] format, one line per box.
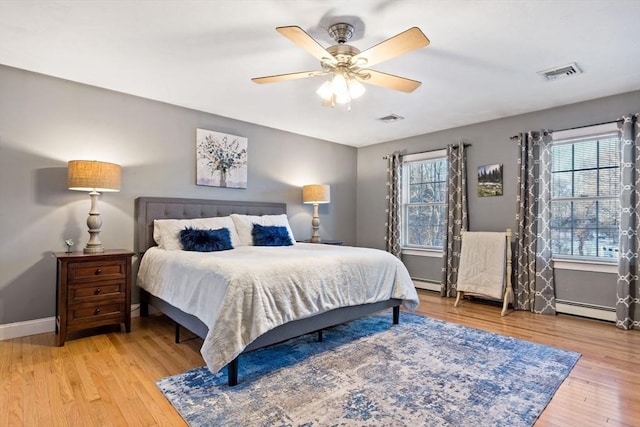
[378, 114, 405, 123]
[537, 62, 583, 81]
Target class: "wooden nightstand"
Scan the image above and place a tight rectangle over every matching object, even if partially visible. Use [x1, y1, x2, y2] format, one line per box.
[297, 239, 344, 245]
[54, 249, 134, 346]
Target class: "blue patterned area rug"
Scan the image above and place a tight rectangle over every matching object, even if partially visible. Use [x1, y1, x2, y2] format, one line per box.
[157, 312, 580, 426]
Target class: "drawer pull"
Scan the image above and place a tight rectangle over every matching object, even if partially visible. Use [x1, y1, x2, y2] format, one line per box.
[95, 268, 102, 275]
[94, 308, 101, 315]
[95, 288, 101, 295]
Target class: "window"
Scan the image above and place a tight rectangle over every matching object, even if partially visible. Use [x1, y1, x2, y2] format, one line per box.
[401, 150, 448, 249]
[550, 124, 620, 259]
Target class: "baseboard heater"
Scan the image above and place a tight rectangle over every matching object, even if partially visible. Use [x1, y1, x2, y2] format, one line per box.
[412, 278, 441, 292]
[412, 280, 615, 322]
[556, 299, 616, 322]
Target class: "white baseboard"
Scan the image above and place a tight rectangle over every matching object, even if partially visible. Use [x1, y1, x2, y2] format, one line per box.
[0, 317, 56, 341]
[0, 304, 157, 341]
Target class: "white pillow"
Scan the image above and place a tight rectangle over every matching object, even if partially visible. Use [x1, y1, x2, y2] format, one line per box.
[230, 214, 296, 246]
[153, 216, 242, 250]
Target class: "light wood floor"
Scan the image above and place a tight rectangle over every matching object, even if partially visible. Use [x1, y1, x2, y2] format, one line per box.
[1, 290, 639, 426]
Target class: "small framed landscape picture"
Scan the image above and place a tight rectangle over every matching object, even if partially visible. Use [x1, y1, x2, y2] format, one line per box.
[477, 164, 503, 197]
[196, 129, 248, 189]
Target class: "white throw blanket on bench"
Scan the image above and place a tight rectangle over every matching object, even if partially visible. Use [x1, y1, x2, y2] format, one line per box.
[456, 232, 506, 300]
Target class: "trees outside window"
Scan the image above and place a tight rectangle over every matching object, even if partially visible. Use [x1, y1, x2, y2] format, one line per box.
[401, 152, 448, 249]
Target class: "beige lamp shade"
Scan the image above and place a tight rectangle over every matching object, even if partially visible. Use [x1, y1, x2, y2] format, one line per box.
[68, 160, 121, 192]
[302, 184, 330, 204]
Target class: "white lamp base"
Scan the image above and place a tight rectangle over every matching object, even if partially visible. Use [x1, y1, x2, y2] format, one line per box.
[310, 203, 321, 243]
[84, 191, 105, 254]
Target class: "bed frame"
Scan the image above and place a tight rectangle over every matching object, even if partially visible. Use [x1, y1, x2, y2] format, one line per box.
[135, 197, 402, 386]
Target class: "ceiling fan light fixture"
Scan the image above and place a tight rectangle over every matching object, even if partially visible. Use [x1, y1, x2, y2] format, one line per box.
[316, 74, 366, 105]
[347, 79, 366, 99]
[316, 81, 333, 101]
[330, 73, 349, 97]
[335, 91, 351, 105]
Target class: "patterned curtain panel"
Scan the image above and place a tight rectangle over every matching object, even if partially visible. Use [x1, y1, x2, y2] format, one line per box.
[514, 131, 556, 314]
[385, 153, 402, 258]
[441, 143, 468, 297]
[617, 114, 639, 330]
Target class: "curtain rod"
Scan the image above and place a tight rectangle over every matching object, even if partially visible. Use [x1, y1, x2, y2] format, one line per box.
[551, 119, 621, 134]
[510, 119, 622, 140]
[382, 143, 471, 159]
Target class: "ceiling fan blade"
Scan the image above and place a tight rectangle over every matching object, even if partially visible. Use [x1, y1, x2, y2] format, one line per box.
[359, 70, 422, 93]
[351, 27, 429, 68]
[276, 26, 337, 66]
[252, 70, 326, 84]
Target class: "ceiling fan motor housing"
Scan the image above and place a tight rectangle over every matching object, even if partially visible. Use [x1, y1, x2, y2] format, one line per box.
[328, 23, 354, 44]
[322, 44, 361, 71]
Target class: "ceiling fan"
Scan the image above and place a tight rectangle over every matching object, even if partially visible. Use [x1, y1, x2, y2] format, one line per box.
[252, 23, 430, 107]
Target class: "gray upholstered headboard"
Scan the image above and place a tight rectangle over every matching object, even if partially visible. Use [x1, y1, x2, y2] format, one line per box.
[134, 197, 287, 254]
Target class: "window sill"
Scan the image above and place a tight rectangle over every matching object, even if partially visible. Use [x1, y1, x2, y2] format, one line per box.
[401, 248, 443, 258]
[552, 258, 618, 274]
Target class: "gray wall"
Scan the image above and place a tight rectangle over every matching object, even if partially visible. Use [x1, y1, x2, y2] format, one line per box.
[2, 62, 637, 325]
[0, 65, 357, 325]
[357, 90, 640, 305]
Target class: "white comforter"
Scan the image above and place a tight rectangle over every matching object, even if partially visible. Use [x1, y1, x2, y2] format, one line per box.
[137, 243, 419, 373]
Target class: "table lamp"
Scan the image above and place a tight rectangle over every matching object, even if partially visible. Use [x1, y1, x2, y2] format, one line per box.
[302, 184, 330, 243]
[68, 160, 121, 253]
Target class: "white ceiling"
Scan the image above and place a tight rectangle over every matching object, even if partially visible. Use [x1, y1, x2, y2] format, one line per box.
[1, 0, 639, 147]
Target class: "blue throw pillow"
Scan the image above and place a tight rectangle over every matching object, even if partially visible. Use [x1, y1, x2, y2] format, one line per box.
[252, 224, 293, 246]
[179, 227, 233, 252]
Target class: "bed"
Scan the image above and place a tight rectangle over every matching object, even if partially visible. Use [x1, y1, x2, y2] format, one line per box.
[135, 196, 419, 386]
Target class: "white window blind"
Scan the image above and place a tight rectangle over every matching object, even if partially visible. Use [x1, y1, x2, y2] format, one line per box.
[550, 124, 620, 259]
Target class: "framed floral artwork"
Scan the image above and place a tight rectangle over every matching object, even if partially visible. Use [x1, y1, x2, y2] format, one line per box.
[196, 129, 248, 188]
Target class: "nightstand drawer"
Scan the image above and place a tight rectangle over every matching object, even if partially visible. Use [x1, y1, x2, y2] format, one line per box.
[68, 280, 125, 303]
[68, 260, 126, 283]
[68, 302, 125, 324]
